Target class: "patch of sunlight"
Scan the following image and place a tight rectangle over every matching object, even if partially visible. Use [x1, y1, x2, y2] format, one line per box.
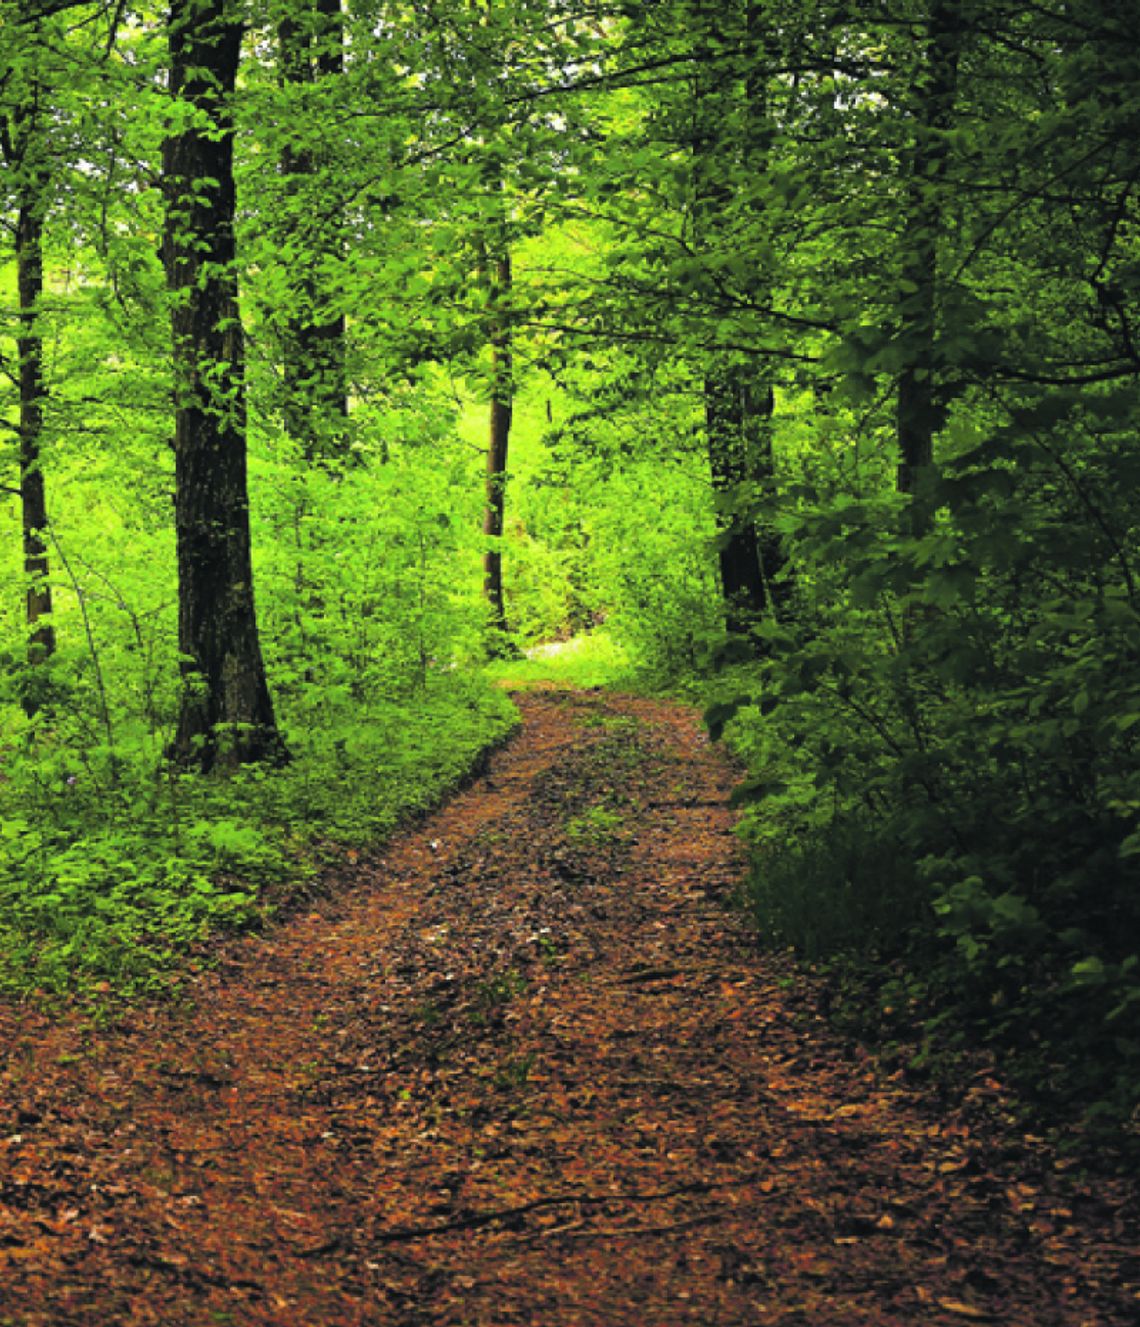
[484, 631, 635, 691]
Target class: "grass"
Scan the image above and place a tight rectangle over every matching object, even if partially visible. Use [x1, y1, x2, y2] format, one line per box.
[564, 804, 627, 850]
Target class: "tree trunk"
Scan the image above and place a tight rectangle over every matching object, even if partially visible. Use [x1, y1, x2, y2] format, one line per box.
[163, 0, 287, 772]
[705, 363, 783, 635]
[895, 0, 961, 531]
[16, 173, 56, 683]
[696, 0, 787, 637]
[483, 249, 513, 646]
[279, 0, 348, 463]
[4, 76, 57, 705]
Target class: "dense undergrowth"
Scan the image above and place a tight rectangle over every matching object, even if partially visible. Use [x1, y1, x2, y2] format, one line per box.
[699, 466, 1140, 1145]
[0, 438, 521, 1002]
[0, 675, 516, 1002]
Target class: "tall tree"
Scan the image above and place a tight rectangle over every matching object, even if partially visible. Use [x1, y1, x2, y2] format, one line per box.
[894, 0, 961, 531]
[390, 0, 560, 648]
[482, 239, 513, 644]
[691, 0, 787, 636]
[163, 0, 287, 770]
[277, 0, 348, 463]
[2, 58, 57, 701]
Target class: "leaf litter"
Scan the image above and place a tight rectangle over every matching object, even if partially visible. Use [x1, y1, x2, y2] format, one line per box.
[0, 691, 1135, 1325]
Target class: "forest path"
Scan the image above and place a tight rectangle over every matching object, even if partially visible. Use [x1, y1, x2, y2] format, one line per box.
[0, 691, 1134, 1326]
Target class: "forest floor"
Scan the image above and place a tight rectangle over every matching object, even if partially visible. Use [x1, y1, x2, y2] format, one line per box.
[0, 690, 1136, 1326]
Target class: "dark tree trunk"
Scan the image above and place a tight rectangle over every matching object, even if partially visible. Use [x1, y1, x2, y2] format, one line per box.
[16, 179, 56, 681]
[896, 0, 961, 531]
[696, 0, 787, 637]
[163, 0, 287, 772]
[3, 76, 56, 703]
[279, 0, 348, 463]
[483, 250, 512, 646]
[705, 364, 784, 635]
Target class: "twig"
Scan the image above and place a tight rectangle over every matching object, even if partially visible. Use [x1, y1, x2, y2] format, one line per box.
[534, 1212, 727, 1241]
[643, 799, 725, 810]
[613, 966, 683, 984]
[46, 523, 120, 784]
[371, 1176, 760, 1243]
[611, 964, 722, 986]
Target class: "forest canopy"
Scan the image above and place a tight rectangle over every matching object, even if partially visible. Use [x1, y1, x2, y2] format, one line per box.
[1, 0, 1138, 1131]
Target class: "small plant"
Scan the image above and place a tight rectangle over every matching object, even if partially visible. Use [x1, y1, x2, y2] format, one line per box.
[576, 712, 639, 737]
[473, 967, 527, 1013]
[564, 804, 626, 850]
[494, 1051, 537, 1091]
[532, 930, 560, 963]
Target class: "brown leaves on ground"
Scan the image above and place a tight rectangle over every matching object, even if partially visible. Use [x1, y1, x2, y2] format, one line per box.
[0, 692, 1136, 1325]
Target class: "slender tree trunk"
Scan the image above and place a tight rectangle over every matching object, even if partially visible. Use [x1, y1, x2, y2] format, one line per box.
[163, 0, 287, 772]
[483, 249, 513, 645]
[279, 0, 348, 463]
[895, 0, 961, 531]
[16, 182, 56, 682]
[4, 77, 56, 704]
[705, 364, 781, 635]
[696, 0, 787, 636]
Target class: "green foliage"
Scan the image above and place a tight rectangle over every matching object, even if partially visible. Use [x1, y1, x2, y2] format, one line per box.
[719, 406, 1140, 1129]
[0, 660, 515, 1000]
[583, 458, 724, 681]
[564, 803, 626, 850]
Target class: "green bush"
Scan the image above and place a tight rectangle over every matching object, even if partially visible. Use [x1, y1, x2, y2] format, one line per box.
[712, 400, 1140, 1135]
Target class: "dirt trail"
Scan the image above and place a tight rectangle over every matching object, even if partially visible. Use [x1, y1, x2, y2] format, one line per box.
[0, 691, 1135, 1326]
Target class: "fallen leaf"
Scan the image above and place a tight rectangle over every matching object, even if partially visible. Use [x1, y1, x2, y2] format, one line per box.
[938, 1299, 993, 1320]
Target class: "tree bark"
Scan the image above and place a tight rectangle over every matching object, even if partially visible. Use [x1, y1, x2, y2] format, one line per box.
[163, 0, 287, 772]
[15, 160, 56, 681]
[695, 0, 787, 637]
[895, 0, 961, 531]
[705, 363, 782, 636]
[279, 0, 348, 463]
[3, 76, 57, 702]
[483, 249, 513, 646]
